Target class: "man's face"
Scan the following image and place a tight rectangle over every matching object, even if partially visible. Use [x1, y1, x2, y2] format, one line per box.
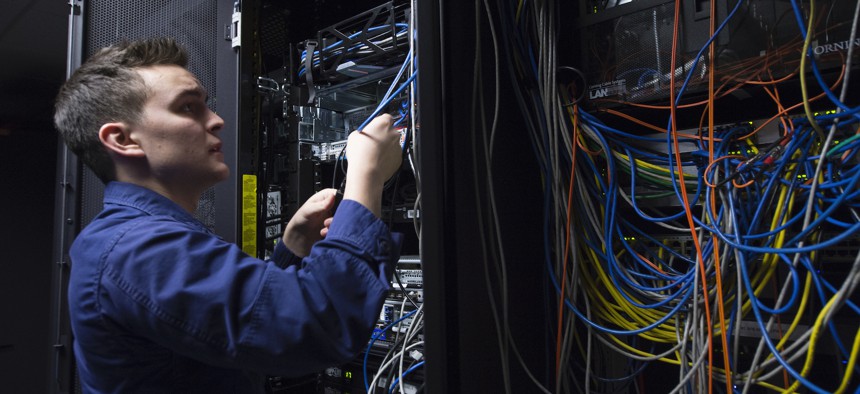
[130, 65, 229, 191]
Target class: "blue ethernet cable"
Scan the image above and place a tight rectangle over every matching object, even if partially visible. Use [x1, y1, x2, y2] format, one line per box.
[387, 361, 424, 394]
[364, 309, 419, 393]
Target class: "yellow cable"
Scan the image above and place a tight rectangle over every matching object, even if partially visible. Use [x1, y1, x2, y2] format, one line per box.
[834, 326, 860, 394]
[786, 169, 838, 392]
[786, 289, 837, 392]
[612, 150, 699, 185]
[755, 380, 793, 392]
[799, 0, 827, 139]
[580, 246, 679, 342]
[605, 333, 683, 365]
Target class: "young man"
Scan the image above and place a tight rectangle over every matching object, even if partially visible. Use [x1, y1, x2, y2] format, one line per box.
[54, 37, 404, 392]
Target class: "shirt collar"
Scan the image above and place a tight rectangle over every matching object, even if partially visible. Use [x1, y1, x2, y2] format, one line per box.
[103, 181, 211, 233]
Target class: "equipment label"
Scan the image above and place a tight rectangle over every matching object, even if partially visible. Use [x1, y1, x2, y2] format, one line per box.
[242, 174, 257, 256]
[588, 80, 626, 100]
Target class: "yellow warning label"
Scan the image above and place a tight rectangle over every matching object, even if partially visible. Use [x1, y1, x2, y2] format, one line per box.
[241, 174, 257, 256]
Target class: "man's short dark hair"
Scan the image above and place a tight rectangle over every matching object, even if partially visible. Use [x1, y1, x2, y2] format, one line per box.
[54, 37, 189, 183]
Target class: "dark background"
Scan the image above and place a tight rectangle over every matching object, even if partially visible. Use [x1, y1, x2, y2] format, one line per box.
[0, 0, 69, 391]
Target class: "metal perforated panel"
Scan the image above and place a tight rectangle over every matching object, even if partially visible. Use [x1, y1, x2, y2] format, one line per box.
[80, 0, 219, 228]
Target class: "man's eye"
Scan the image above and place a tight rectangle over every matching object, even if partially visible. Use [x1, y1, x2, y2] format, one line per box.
[181, 103, 194, 113]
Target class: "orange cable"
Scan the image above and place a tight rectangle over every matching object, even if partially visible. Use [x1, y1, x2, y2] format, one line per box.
[731, 177, 756, 189]
[738, 64, 846, 140]
[760, 68, 796, 162]
[602, 108, 722, 141]
[745, 67, 799, 85]
[602, 108, 669, 133]
[707, 1, 733, 389]
[556, 104, 579, 381]
[634, 251, 669, 275]
[703, 155, 746, 188]
[668, 1, 713, 392]
[575, 127, 603, 156]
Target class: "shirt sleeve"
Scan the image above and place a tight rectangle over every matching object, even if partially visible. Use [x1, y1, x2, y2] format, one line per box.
[95, 199, 400, 377]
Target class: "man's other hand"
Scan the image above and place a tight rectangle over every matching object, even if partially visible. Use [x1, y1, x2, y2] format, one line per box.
[282, 188, 337, 257]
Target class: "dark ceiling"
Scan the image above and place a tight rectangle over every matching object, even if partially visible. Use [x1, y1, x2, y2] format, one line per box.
[0, 0, 69, 136]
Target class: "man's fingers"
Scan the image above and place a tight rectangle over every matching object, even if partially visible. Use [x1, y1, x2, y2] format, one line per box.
[308, 189, 337, 212]
[363, 113, 393, 133]
[311, 188, 336, 201]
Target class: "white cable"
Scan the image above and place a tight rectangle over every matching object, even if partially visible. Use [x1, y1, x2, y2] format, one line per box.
[369, 341, 425, 392]
[471, 2, 511, 393]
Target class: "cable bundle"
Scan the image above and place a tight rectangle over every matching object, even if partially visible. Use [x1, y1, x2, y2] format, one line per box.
[471, 0, 860, 392]
[298, 23, 410, 79]
[364, 302, 425, 393]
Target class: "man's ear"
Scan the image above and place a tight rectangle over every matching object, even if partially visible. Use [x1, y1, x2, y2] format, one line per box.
[99, 122, 145, 158]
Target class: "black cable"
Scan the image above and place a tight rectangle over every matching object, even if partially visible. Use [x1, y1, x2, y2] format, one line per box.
[332, 143, 347, 189]
[385, 169, 421, 311]
[382, 355, 402, 393]
[385, 170, 402, 225]
[393, 270, 419, 309]
[557, 66, 588, 107]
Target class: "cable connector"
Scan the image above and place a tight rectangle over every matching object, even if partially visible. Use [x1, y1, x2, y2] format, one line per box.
[333, 179, 345, 212]
[760, 144, 784, 167]
[716, 133, 791, 187]
[689, 149, 711, 170]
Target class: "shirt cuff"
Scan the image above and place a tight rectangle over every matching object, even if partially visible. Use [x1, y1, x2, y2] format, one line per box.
[327, 200, 399, 262]
[271, 240, 302, 269]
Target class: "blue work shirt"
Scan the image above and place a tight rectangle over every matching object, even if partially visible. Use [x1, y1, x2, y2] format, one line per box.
[68, 182, 401, 393]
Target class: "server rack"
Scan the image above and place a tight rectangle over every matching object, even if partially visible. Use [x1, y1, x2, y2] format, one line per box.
[52, 0, 460, 392]
[51, 1, 264, 392]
